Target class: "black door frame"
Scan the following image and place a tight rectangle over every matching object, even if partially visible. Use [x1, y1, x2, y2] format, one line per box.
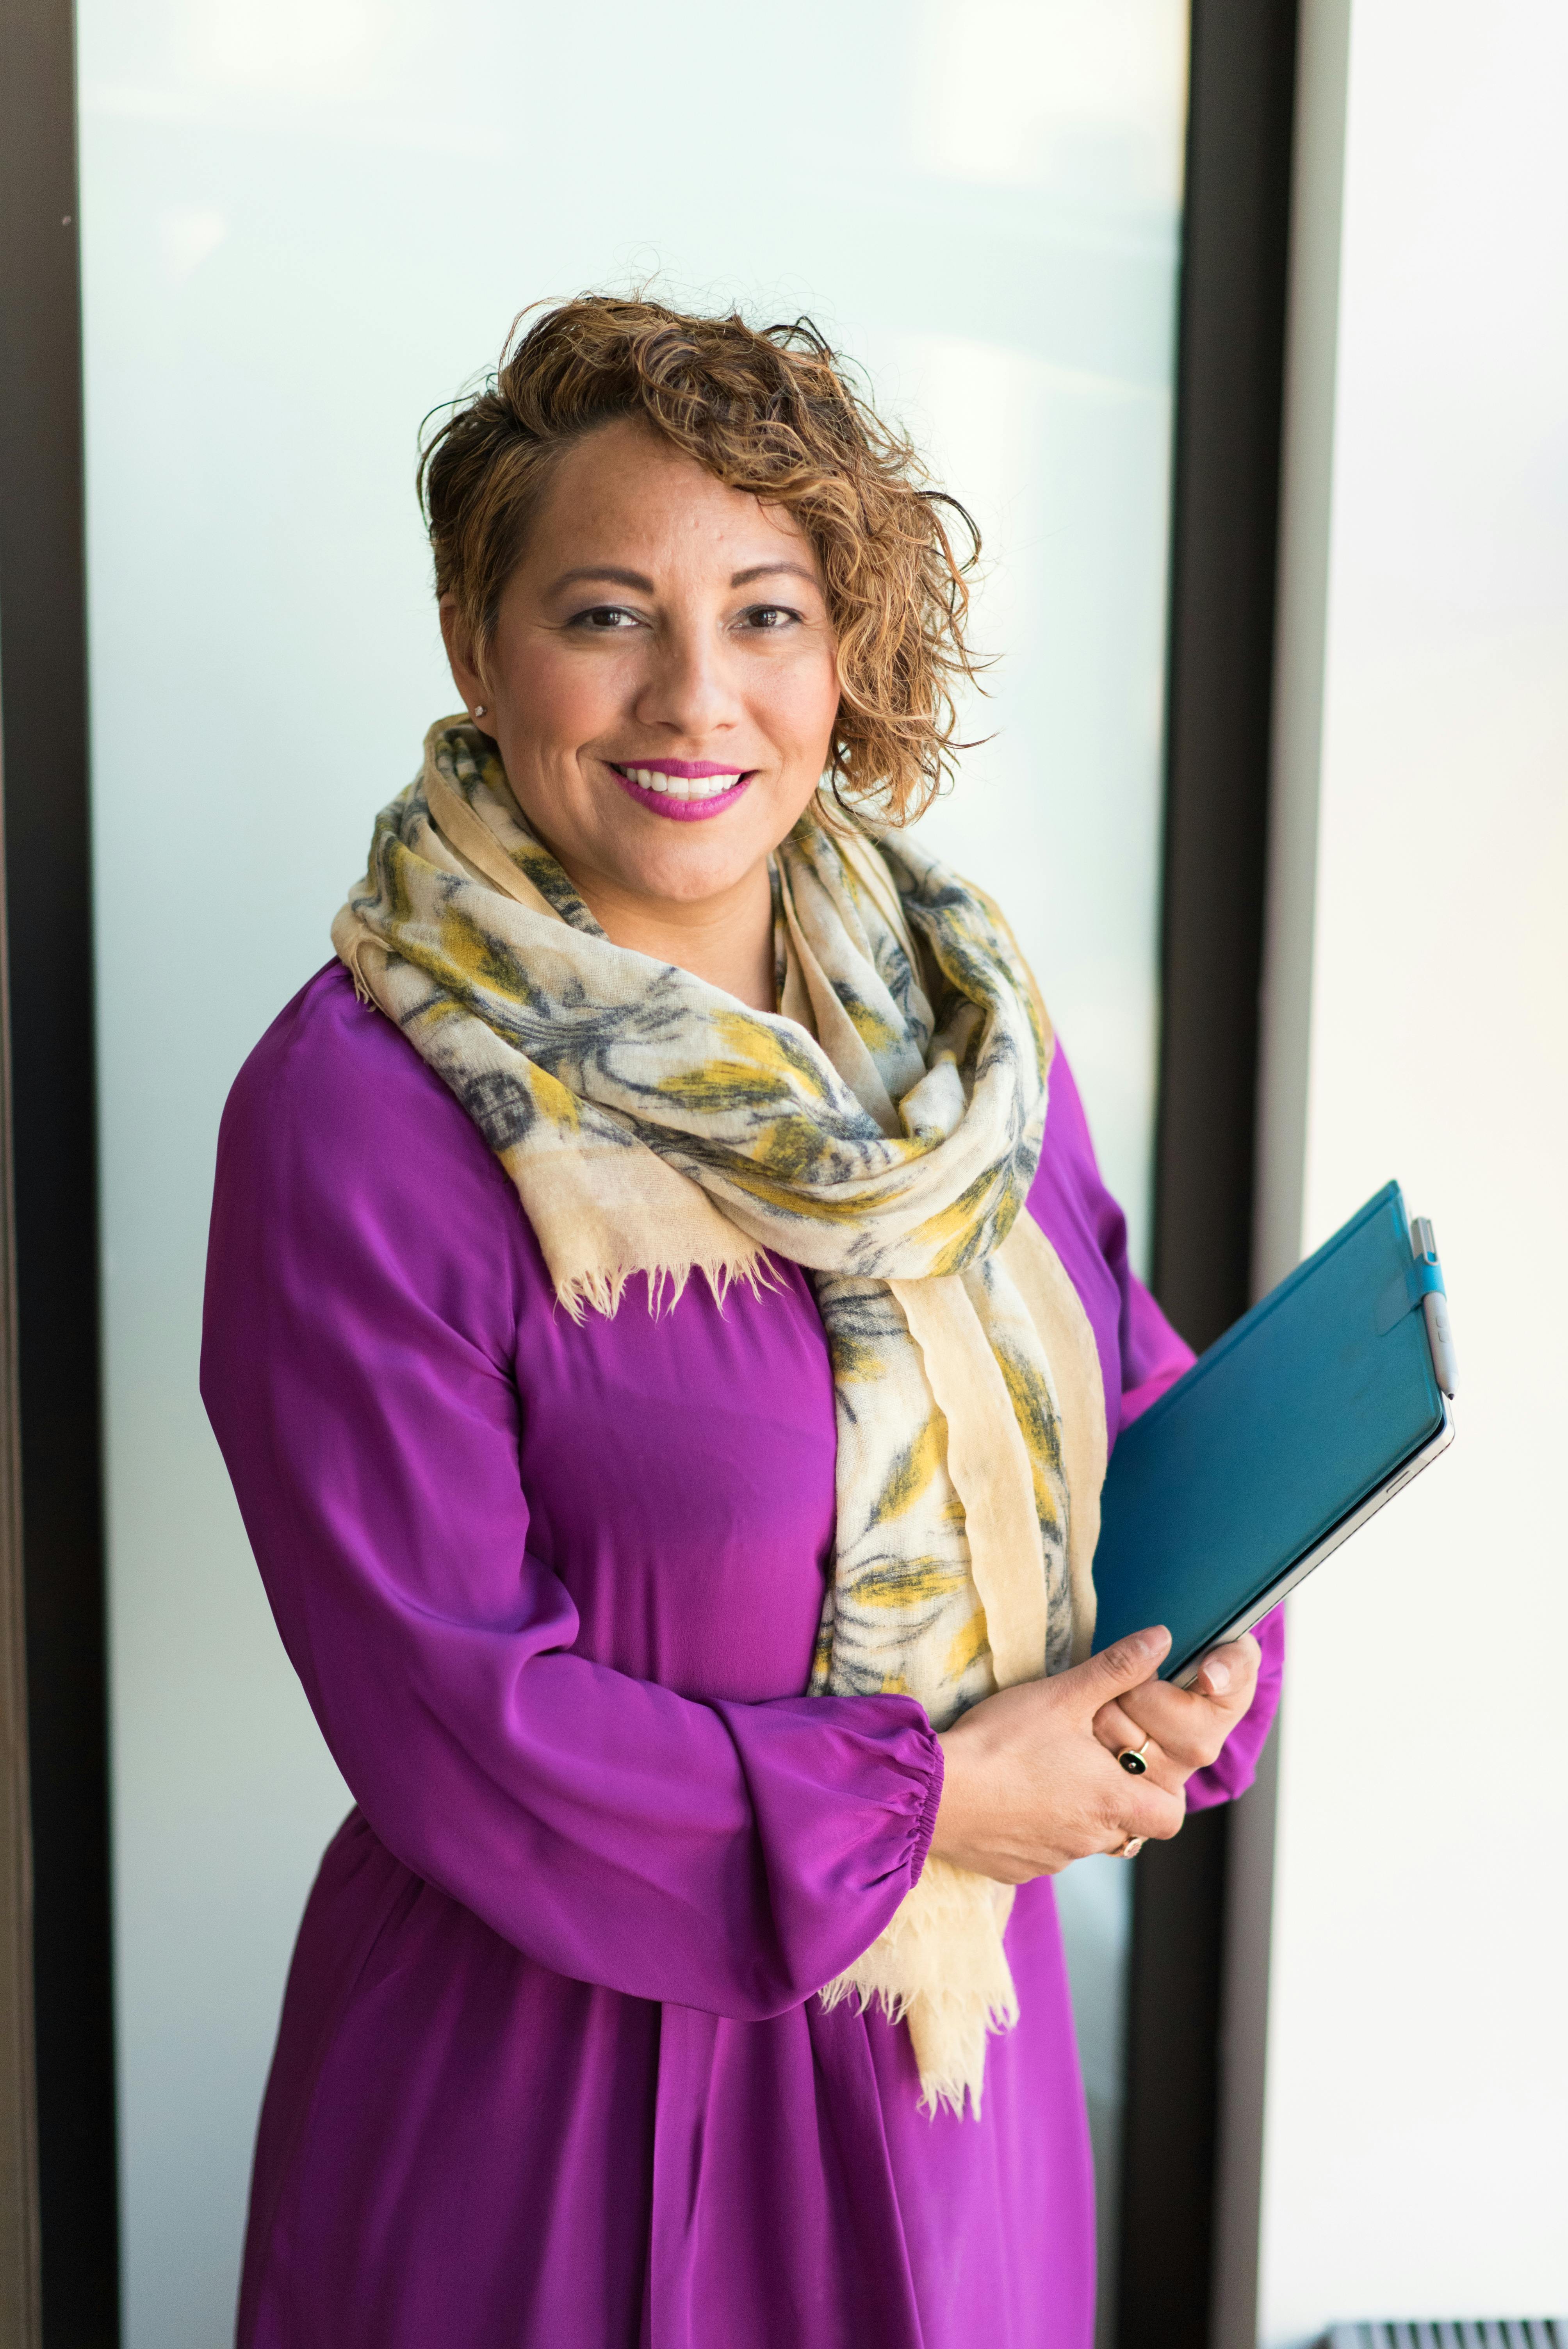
[0, 4, 1301, 2341]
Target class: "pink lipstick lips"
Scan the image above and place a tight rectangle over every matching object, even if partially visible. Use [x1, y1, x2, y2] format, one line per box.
[608, 756, 753, 822]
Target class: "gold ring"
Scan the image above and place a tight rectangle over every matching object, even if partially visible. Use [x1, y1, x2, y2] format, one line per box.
[1117, 1738, 1153, 1777]
[1115, 1836, 1146, 1858]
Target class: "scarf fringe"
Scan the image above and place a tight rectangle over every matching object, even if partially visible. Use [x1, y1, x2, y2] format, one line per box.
[552, 1249, 781, 1323]
[333, 906, 383, 1008]
[818, 1856, 1019, 2119]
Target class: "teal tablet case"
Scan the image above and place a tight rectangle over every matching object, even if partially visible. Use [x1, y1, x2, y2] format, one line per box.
[1091, 1181, 1450, 1680]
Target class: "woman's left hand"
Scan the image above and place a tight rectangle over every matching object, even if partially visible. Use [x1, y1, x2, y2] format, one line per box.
[1090, 1632, 1262, 1795]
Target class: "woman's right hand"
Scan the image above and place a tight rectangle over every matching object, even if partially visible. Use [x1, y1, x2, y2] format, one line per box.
[928, 1628, 1186, 1882]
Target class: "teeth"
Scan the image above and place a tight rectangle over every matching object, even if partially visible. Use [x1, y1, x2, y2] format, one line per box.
[623, 767, 743, 799]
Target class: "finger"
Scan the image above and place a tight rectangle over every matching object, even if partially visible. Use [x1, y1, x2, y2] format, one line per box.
[1100, 1773, 1186, 1852]
[1068, 1626, 1171, 1715]
[1091, 1697, 1163, 1769]
[1091, 1698, 1145, 1756]
[1190, 1633, 1261, 1707]
[1091, 1700, 1192, 1795]
[1109, 1654, 1259, 1768]
[1110, 1680, 1231, 1772]
[1115, 1638, 1262, 1752]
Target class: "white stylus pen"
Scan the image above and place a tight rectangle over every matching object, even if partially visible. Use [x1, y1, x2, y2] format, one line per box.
[1411, 1215, 1458, 1397]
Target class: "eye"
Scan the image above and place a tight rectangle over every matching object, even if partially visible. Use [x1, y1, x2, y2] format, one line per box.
[738, 603, 801, 632]
[568, 604, 643, 631]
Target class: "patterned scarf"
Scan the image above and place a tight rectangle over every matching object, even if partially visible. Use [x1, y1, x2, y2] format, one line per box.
[333, 720, 1106, 2116]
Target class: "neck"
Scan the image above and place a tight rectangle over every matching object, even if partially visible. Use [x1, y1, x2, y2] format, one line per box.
[562, 858, 777, 1012]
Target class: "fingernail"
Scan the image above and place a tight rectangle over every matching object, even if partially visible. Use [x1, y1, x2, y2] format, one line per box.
[1204, 1655, 1231, 1692]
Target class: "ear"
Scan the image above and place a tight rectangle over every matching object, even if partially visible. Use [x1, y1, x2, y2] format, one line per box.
[439, 594, 490, 726]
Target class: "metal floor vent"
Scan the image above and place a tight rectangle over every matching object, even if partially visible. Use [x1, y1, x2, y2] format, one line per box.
[1323, 2326, 1567, 2349]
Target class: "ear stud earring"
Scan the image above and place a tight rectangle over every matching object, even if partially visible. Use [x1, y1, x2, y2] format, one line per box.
[473, 704, 487, 718]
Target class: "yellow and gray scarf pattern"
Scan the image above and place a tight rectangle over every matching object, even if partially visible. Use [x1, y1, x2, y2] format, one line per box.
[334, 721, 1106, 2116]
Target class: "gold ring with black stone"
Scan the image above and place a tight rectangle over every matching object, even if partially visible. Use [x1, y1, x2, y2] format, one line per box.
[1117, 1738, 1153, 1776]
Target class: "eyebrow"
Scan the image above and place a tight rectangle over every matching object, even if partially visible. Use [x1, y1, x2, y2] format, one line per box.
[548, 566, 657, 594]
[546, 560, 820, 596]
[728, 561, 820, 589]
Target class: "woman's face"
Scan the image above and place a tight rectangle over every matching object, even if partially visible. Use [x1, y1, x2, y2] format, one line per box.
[442, 418, 841, 917]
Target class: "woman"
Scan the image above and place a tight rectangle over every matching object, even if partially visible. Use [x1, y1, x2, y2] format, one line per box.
[203, 296, 1281, 2349]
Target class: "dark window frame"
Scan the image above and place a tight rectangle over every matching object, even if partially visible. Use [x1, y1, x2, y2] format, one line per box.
[0, 0, 119, 2337]
[0, 2, 1301, 2340]
[1117, 3, 1301, 2345]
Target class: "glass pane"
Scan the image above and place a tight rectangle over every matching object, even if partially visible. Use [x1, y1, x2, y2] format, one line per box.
[77, 5, 1186, 2339]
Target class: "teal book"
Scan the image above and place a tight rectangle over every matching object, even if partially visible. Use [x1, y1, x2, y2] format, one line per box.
[1091, 1181, 1454, 1682]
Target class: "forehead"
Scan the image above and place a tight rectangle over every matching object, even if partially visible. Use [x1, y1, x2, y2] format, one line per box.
[528, 417, 815, 570]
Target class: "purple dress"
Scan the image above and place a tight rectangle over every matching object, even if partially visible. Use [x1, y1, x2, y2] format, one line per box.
[202, 963, 1283, 2349]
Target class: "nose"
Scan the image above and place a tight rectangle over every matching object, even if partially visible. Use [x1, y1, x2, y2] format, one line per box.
[633, 611, 741, 744]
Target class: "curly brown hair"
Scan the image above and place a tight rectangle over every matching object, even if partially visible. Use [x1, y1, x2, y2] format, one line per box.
[418, 296, 981, 823]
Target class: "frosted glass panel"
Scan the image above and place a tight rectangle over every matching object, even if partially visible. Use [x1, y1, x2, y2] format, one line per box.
[77, 4, 1186, 2340]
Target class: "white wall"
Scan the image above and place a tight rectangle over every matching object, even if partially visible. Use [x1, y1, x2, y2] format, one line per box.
[1255, 2, 1568, 2339]
[76, 5, 1190, 2340]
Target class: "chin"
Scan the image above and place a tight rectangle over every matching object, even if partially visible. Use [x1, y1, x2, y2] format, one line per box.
[617, 837, 762, 903]
[602, 801, 782, 888]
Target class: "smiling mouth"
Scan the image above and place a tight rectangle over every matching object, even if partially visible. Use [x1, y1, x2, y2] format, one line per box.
[608, 759, 753, 821]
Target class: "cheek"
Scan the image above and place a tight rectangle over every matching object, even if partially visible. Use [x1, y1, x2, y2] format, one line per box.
[504, 636, 620, 743]
[760, 643, 841, 761]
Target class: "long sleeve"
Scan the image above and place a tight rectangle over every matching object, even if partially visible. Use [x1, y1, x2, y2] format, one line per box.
[201, 973, 941, 2024]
